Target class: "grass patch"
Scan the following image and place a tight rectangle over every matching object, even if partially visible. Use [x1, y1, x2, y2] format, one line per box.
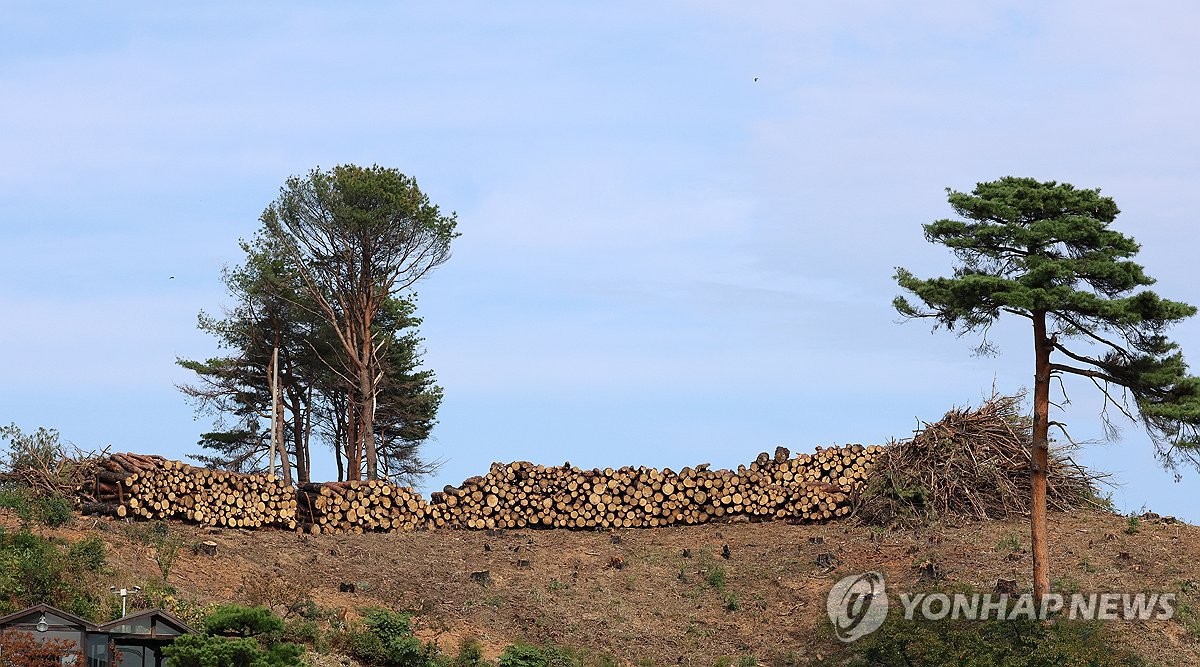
[705, 565, 727, 591]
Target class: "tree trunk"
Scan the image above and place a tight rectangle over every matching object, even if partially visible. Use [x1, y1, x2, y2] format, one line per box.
[1031, 310, 1052, 603]
[269, 346, 277, 479]
[346, 390, 362, 481]
[287, 384, 309, 484]
[334, 424, 345, 483]
[272, 344, 293, 486]
[360, 335, 379, 481]
[302, 385, 313, 483]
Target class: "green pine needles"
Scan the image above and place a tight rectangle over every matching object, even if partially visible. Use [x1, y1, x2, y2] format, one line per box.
[895, 176, 1200, 471]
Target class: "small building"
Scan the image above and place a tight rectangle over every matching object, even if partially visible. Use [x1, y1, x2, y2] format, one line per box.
[0, 603, 192, 666]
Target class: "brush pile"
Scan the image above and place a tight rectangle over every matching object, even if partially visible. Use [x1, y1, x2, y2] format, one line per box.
[854, 393, 1101, 526]
[0, 425, 109, 505]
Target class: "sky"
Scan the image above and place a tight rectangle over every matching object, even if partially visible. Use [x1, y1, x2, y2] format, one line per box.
[2, 2, 1198, 522]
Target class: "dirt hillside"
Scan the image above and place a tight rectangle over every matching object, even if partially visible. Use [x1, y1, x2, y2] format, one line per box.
[7, 507, 1200, 665]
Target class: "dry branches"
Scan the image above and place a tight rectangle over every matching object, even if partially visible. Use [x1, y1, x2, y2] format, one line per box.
[854, 392, 1104, 526]
[0, 424, 110, 504]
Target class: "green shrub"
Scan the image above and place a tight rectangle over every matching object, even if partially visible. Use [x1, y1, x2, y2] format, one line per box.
[0, 528, 105, 618]
[499, 643, 547, 667]
[67, 536, 106, 572]
[706, 566, 727, 590]
[496, 642, 583, 667]
[1125, 515, 1141, 535]
[163, 633, 305, 667]
[154, 528, 185, 581]
[282, 617, 320, 645]
[0, 485, 35, 525]
[169, 604, 303, 667]
[843, 612, 1148, 666]
[541, 645, 580, 667]
[344, 608, 438, 667]
[264, 641, 306, 666]
[37, 492, 74, 527]
[453, 637, 485, 667]
[0, 486, 74, 528]
[205, 604, 285, 637]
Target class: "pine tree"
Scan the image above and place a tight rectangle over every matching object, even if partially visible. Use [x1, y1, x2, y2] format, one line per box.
[180, 179, 449, 484]
[262, 164, 457, 480]
[894, 176, 1200, 602]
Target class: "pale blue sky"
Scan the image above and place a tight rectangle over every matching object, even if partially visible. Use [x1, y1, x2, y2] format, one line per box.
[2, 2, 1197, 521]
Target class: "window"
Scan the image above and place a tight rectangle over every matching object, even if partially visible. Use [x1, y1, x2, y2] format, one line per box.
[86, 635, 110, 667]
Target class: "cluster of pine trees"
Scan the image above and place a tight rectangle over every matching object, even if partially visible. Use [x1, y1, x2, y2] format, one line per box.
[178, 165, 457, 485]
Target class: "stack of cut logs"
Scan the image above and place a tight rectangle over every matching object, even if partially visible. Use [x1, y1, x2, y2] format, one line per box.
[427, 444, 882, 530]
[296, 481, 427, 534]
[77, 444, 880, 533]
[84, 453, 298, 529]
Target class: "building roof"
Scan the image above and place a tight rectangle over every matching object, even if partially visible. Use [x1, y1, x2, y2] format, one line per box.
[0, 603, 98, 631]
[0, 604, 194, 638]
[98, 608, 194, 637]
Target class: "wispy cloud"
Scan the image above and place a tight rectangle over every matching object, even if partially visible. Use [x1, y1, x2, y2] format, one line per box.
[1, 1, 1196, 520]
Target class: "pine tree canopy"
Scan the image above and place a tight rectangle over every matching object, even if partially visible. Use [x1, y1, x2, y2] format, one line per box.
[894, 176, 1200, 470]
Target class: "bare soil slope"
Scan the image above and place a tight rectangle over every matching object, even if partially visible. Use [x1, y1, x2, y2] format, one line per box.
[9, 509, 1200, 665]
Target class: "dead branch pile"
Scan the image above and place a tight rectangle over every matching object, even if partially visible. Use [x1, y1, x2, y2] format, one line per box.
[854, 393, 1102, 526]
[0, 441, 109, 505]
[83, 453, 298, 529]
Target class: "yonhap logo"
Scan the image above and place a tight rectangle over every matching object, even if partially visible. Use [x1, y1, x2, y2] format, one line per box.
[827, 571, 888, 642]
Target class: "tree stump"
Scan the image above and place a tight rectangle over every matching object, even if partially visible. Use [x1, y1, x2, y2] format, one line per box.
[917, 560, 943, 582]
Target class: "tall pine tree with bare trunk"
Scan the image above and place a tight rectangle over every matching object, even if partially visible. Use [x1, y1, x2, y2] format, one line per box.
[262, 164, 458, 481]
[894, 176, 1200, 604]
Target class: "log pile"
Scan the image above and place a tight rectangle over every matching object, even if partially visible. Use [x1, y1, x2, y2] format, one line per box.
[296, 481, 428, 534]
[426, 444, 882, 530]
[76, 445, 882, 533]
[85, 453, 298, 529]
